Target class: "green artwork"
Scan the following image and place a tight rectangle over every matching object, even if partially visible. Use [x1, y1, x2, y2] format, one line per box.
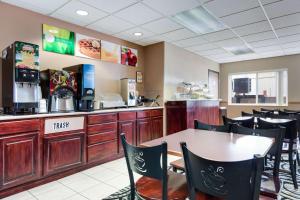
[43, 24, 75, 55]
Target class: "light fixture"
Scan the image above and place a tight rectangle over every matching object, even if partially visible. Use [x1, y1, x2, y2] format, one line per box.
[133, 32, 143, 37]
[224, 46, 254, 55]
[172, 6, 225, 34]
[76, 10, 89, 16]
[48, 29, 58, 34]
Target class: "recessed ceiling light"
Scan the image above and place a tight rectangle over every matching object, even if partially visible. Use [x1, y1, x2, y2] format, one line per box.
[76, 10, 89, 16]
[133, 32, 143, 37]
[172, 6, 225, 34]
[224, 46, 254, 55]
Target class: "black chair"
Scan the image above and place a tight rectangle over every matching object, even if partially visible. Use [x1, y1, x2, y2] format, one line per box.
[241, 111, 253, 117]
[121, 134, 188, 200]
[284, 109, 300, 113]
[223, 116, 255, 129]
[261, 108, 278, 113]
[180, 142, 266, 200]
[257, 118, 299, 189]
[194, 120, 231, 133]
[253, 109, 271, 118]
[231, 124, 285, 193]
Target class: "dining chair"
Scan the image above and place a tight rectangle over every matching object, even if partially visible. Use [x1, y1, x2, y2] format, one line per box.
[284, 109, 300, 113]
[231, 124, 285, 193]
[253, 109, 271, 118]
[261, 108, 278, 113]
[180, 142, 268, 200]
[194, 120, 231, 133]
[223, 116, 255, 128]
[241, 111, 253, 117]
[121, 133, 188, 200]
[257, 118, 298, 189]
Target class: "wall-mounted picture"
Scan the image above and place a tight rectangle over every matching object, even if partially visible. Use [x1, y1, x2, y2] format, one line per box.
[43, 24, 75, 55]
[121, 46, 138, 67]
[136, 71, 143, 83]
[75, 33, 101, 60]
[101, 40, 120, 64]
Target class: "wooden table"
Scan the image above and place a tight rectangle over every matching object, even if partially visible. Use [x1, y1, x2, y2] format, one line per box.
[141, 129, 274, 162]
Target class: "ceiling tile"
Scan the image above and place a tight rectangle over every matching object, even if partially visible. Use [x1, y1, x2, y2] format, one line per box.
[203, 0, 259, 18]
[258, 51, 284, 57]
[114, 27, 155, 41]
[202, 29, 237, 42]
[172, 36, 208, 47]
[186, 43, 219, 51]
[214, 38, 245, 48]
[279, 33, 300, 43]
[260, 0, 282, 5]
[142, 0, 200, 16]
[275, 25, 300, 37]
[2, 0, 70, 15]
[284, 47, 300, 54]
[248, 38, 280, 48]
[253, 45, 282, 53]
[242, 31, 276, 43]
[87, 15, 134, 34]
[220, 7, 266, 28]
[264, 0, 300, 19]
[281, 40, 300, 49]
[80, 0, 138, 13]
[197, 48, 228, 56]
[114, 3, 162, 25]
[51, 0, 108, 26]
[271, 13, 300, 29]
[207, 53, 234, 59]
[141, 18, 182, 34]
[233, 21, 272, 36]
[160, 28, 196, 42]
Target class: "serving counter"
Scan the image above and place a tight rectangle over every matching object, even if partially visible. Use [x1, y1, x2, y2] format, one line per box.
[0, 106, 163, 198]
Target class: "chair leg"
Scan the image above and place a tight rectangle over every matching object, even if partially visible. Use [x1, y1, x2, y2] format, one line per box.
[289, 153, 298, 189]
[273, 175, 280, 193]
[297, 152, 300, 166]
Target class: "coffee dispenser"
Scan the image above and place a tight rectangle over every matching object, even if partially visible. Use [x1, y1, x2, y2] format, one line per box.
[121, 78, 137, 107]
[63, 64, 95, 111]
[1, 41, 40, 114]
[40, 69, 77, 112]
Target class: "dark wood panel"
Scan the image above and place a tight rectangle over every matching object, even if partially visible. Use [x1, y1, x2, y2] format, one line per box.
[0, 132, 40, 189]
[151, 116, 163, 140]
[150, 109, 163, 117]
[88, 113, 117, 125]
[87, 140, 118, 163]
[118, 120, 136, 153]
[43, 132, 85, 176]
[118, 112, 136, 121]
[137, 110, 151, 119]
[137, 119, 152, 145]
[88, 131, 117, 145]
[166, 103, 187, 135]
[87, 123, 117, 135]
[0, 119, 40, 135]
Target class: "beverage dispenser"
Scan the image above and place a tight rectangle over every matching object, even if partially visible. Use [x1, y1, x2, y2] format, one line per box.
[121, 78, 137, 107]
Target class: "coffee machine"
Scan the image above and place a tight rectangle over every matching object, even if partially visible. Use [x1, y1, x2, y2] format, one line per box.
[63, 64, 95, 111]
[2, 41, 40, 114]
[40, 69, 77, 112]
[121, 78, 137, 107]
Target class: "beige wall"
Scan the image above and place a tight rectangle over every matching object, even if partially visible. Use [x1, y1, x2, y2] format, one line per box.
[164, 43, 220, 100]
[220, 54, 300, 117]
[0, 2, 144, 106]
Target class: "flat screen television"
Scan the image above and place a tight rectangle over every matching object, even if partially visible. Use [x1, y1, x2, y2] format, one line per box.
[233, 78, 251, 93]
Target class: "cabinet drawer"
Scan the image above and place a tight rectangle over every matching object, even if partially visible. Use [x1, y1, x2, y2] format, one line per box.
[88, 131, 117, 145]
[151, 109, 163, 117]
[118, 112, 136, 121]
[137, 110, 151, 119]
[87, 140, 118, 163]
[87, 123, 117, 135]
[88, 113, 117, 125]
[0, 119, 40, 135]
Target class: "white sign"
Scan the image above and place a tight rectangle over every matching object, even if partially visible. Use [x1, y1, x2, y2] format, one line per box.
[45, 117, 85, 134]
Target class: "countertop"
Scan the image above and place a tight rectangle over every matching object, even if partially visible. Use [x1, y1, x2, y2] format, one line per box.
[0, 106, 164, 121]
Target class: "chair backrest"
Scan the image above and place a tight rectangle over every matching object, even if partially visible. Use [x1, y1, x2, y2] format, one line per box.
[223, 116, 255, 129]
[194, 120, 231, 133]
[261, 108, 278, 113]
[284, 109, 300, 113]
[257, 118, 297, 140]
[121, 134, 168, 199]
[241, 111, 253, 117]
[181, 142, 264, 200]
[253, 109, 271, 118]
[278, 110, 296, 117]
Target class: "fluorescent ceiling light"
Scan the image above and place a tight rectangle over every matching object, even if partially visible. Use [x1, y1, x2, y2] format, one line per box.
[133, 32, 143, 37]
[76, 10, 89, 16]
[172, 6, 225, 34]
[224, 46, 254, 55]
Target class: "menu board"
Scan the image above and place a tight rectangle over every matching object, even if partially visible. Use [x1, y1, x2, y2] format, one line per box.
[75, 33, 101, 60]
[121, 46, 138, 67]
[101, 40, 121, 64]
[43, 24, 75, 55]
[15, 41, 39, 70]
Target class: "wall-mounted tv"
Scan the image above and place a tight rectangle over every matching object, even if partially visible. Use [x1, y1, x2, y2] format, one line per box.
[233, 78, 251, 93]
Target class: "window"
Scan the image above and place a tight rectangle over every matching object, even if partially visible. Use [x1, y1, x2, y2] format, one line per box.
[228, 69, 288, 106]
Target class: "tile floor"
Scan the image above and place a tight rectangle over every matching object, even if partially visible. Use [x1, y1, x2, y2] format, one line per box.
[3, 155, 180, 200]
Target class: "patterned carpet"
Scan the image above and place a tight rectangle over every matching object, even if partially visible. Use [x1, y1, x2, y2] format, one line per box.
[103, 161, 300, 200]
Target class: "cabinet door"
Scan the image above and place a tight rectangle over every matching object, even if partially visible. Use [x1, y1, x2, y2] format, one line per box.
[151, 116, 163, 140]
[43, 132, 85, 176]
[0, 132, 40, 189]
[137, 119, 152, 145]
[118, 121, 136, 153]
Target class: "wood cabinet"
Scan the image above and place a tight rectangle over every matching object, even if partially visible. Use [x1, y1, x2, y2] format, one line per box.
[118, 112, 136, 153]
[0, 119, 41, 190]
[151, 116, 163, 140]
[43, 131, 86, 176]
[137, 118, 152, 145]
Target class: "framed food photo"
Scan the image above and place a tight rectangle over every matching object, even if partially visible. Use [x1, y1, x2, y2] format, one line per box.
[121, 46, 138, 67]
[136, 71, 143, 83]
[75, 33, 100, 60]
[43, 24, 75, 55]
[101, 40, 121, 64]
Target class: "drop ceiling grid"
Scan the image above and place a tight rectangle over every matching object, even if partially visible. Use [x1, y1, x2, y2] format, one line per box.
[2, 0, 300, 63]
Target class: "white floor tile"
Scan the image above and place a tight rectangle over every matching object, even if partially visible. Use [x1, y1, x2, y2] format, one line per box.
[81, 165, 106, 176]
[29, 181, 61, 196]
[84, 167, 122, 182]
[63, 194, 89, 200]
[1, 191, 35, 200]
[79, 182, 118, 200]
[106, 174, 130, 189]
[58, 173, 100, 192]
